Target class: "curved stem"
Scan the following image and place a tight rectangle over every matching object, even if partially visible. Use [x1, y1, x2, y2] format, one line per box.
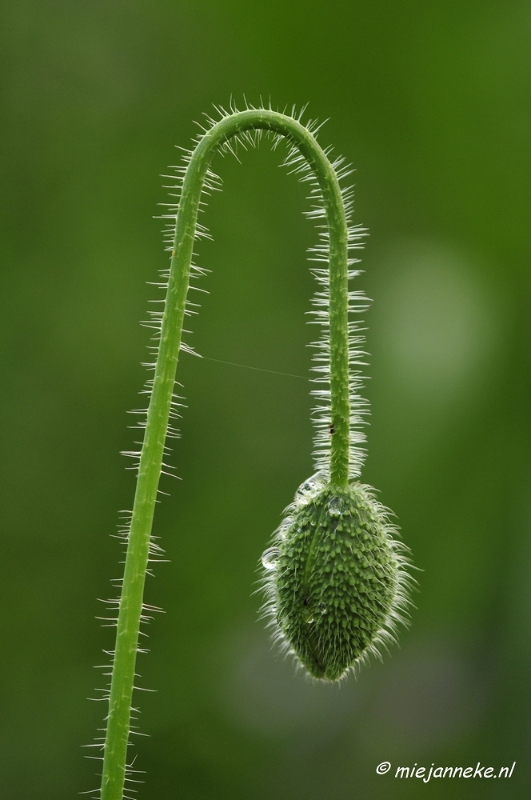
[100, 109, 351, 800]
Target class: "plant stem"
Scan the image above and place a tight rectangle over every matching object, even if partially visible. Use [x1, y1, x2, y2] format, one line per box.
[99, 108, 351, 800]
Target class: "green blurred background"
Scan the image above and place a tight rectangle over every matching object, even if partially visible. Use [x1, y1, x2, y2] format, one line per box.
[1, 1, 530, 797]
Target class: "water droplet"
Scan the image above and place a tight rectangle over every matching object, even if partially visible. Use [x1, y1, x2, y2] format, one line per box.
[261, 547, 279, 571]
[296, 478, 316, 499]
[328, 496, 344, 517]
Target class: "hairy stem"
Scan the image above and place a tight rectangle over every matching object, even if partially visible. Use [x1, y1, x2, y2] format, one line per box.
[100, 109, 351, 800]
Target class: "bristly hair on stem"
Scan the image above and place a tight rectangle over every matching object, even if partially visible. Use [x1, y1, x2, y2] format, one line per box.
[87, 100, 414, 800]
[156, 100, 370, 485]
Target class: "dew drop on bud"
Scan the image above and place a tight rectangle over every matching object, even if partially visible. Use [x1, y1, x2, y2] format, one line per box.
[328, 495, 343, 517]
[261, 547, 279, 571]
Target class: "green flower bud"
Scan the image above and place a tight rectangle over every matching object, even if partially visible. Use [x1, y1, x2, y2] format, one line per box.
[261, 475, 413, 681]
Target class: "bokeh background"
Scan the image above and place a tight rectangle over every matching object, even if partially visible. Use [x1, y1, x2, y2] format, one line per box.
[1, 1, 530, 798]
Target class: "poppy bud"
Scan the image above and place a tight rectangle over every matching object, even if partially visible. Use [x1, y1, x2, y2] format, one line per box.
[262, 476, 412, 680]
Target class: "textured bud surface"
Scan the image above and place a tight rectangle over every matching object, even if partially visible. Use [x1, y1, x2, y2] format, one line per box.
[261, 476, 412, 681]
